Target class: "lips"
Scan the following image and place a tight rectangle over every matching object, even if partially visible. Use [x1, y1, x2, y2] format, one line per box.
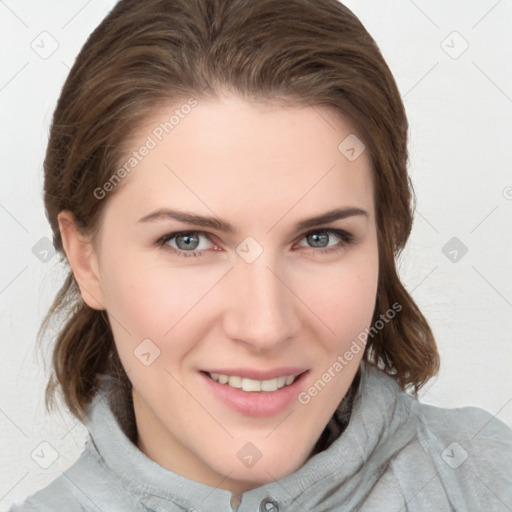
[200, 367, 309, 417]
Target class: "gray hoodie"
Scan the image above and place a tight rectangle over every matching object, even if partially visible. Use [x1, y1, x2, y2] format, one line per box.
[8, 361, 512, 511]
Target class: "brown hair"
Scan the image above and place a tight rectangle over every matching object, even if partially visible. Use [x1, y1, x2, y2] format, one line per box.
[40, 0, 439, 421]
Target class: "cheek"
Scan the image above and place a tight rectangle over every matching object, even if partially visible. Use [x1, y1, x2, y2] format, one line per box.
[100, 236, 378, 357]
[298, 253, 379, 342]
[100, 253, 223, 340]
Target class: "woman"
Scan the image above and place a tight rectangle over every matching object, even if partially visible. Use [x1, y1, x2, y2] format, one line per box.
[9, 0, 512, 510]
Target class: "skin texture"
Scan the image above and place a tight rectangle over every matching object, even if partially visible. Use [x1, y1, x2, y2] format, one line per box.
[58, 94, 379, 497]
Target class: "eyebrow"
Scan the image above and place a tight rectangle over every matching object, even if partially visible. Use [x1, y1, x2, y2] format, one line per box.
[137, 207, 368, 233]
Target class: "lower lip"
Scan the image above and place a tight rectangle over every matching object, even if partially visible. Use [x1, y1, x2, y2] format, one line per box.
[200, 371, 308, 417]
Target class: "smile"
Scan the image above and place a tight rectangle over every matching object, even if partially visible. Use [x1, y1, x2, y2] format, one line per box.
[201, 369, 309, 417]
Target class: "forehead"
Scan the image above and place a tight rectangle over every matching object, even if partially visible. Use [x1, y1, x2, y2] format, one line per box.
[101, 95, 374, 229]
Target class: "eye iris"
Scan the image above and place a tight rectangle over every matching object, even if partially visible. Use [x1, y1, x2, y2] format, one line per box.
[308, 232, 329, 248]
[176, 233, 199, 250]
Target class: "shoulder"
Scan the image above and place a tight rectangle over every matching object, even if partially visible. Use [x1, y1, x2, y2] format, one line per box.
[7, 446, 95, 512]
[406, 399, 512, 505]
[7, 472, 85, 512]
[414, 400, 512, 455]
[6, 440, 139, 512]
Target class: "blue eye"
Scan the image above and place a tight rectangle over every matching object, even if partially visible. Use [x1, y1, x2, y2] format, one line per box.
[298, 229, 354, 252]
[157, 228, 354, 258]
[158, 231, 213, 257]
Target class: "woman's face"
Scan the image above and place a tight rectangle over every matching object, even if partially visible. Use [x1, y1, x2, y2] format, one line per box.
[75, 94, 379, 494]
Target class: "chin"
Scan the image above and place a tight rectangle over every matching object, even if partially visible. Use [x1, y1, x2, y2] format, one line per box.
[209, 441, 311, 491]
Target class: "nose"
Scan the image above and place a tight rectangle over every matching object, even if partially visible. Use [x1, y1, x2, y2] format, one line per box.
[222, 253, 300, 352]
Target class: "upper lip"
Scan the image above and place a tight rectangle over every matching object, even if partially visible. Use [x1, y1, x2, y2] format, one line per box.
[201, 367, 308, 381]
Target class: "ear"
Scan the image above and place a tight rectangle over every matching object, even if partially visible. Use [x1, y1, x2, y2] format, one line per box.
[57, 210, 106, 310]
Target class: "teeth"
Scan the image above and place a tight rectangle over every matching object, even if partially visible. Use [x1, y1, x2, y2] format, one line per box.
[228, 376, 242, 389]
[242, 378, 261, 392]
[208, 372, 298, 392]
[261, 379, 278, 392]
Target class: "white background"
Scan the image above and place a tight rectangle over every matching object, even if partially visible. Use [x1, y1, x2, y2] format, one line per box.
[1, 0, 511, 509]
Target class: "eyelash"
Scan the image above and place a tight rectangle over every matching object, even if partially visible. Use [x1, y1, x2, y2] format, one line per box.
[156, 229, 355, 258]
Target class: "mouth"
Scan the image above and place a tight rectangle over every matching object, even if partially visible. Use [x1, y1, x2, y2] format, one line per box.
[200, 368, 309, 417]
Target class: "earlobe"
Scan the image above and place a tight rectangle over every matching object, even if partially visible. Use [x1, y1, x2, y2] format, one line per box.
[57, 210, 106, 311]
